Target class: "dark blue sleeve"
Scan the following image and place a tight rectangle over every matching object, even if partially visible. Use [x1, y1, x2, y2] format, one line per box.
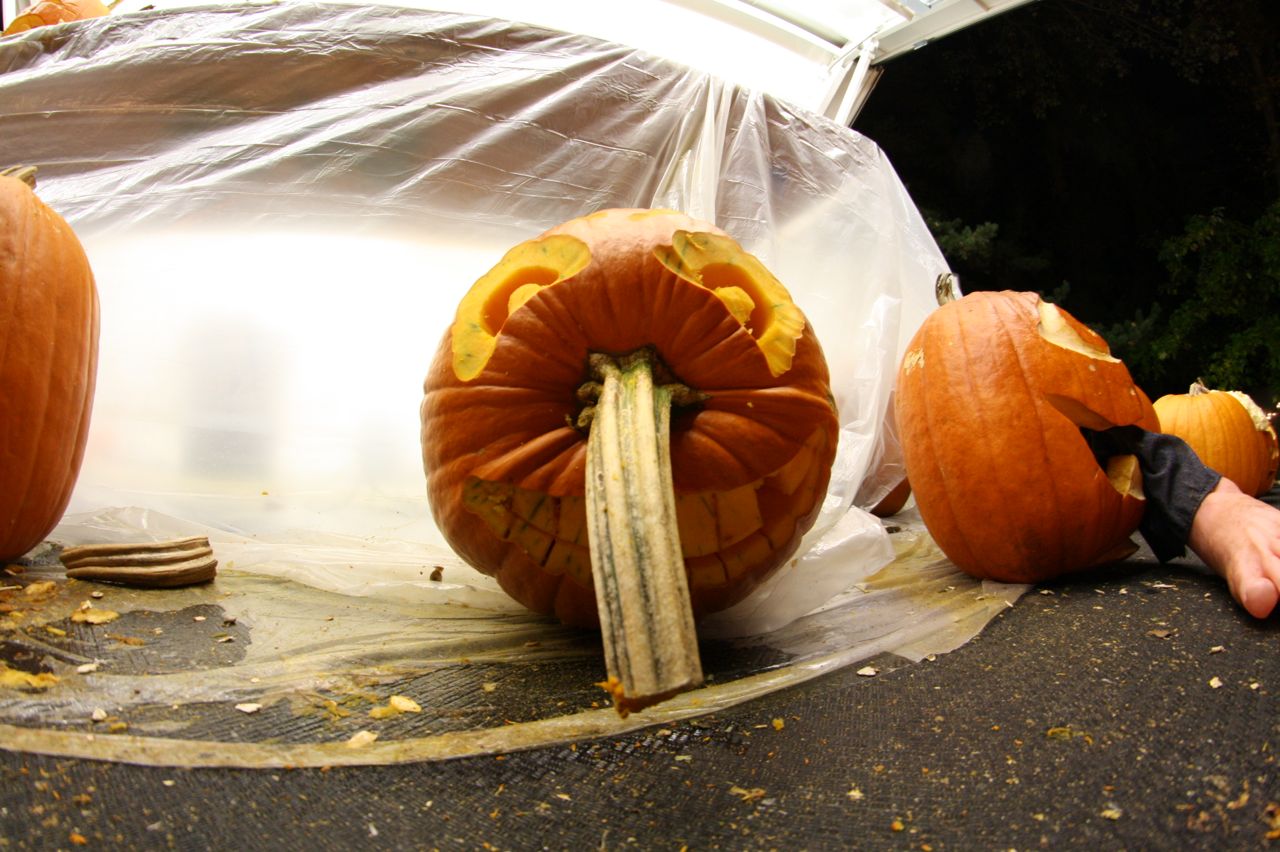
[1084, 426, 1221, 563]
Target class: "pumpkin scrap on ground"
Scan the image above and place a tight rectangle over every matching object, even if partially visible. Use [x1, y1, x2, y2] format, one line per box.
[0, 166, 100, 563]
[895, 289, 1158, 584]
[1153, 381, 1279, 498]
[421, 208, 838, 714]
[60, 536, 218, 587]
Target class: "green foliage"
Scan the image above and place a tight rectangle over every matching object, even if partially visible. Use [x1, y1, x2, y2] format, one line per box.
[925, 215, 998, 269]
[1104, 200, 1280, 404]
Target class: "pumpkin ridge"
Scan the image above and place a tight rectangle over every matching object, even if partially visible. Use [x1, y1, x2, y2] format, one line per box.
[45, 259, 97, 534]
[668, 327, 770, 385]
[914, 308, 979, 572]
[947, 295, 1023, 571]
[9, 212, 63, 538]
[468, 427, 585, 489]
[997, 295, 1077, 571]
[669, 427, 758, 486]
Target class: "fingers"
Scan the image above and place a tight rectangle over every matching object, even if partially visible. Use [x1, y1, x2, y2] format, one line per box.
[1188, 483, 1280, 619]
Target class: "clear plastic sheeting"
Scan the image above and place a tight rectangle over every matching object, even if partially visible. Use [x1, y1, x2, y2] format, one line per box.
[0, 508, 1025, 768]
[0, 4, 1018, 763]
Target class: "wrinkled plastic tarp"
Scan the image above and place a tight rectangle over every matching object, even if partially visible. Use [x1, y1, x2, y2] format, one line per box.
[1, 3, 947, 630]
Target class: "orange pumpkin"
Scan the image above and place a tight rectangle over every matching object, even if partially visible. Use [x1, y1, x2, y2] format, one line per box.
[0, 167, 100, 562]
[895, 290, 1158, 583]
[421, 209, 838, 628]
[2, 0, 108, 35]
[870, 477, 911, 518]
[1153, 382, 1277, 497]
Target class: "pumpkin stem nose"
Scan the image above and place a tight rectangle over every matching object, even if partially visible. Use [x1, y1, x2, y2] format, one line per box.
[585, 347, 704, 716]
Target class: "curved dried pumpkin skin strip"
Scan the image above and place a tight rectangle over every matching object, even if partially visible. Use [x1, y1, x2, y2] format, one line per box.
[422, 209, 838, 629]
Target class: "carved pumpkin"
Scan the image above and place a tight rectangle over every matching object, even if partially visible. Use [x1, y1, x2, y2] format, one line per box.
[421, 208, 838, 711]
[1, 0, 108, 35]
[0, 167, 99, 561]
[1153, 381, 1277, 497]
[895, 290, 1158, 583]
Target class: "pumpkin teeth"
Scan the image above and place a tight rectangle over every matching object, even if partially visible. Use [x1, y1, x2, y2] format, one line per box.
[1104, 454, 1144, 500]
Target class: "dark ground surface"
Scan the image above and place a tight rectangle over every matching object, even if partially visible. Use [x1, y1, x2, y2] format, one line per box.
[3, 545, 1278, 850]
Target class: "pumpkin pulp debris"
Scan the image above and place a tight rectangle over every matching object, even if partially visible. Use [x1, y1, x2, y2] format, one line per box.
[421, 209, 838, 714]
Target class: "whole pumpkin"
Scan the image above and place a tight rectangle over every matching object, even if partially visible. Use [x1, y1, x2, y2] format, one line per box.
[421, 209, 838, 627]
[895, 290, 1158, 583]
[1, 0, 108, 35]
[0, 167, 100, 561]
[1153, 381, 1277, 497]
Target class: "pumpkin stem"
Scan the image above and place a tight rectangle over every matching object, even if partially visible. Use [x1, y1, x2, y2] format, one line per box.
[1190, 378, 1210, 396]
[0, 166, 37, 189]
[935, 272, 962, 305]
[585, 347, 704, 716]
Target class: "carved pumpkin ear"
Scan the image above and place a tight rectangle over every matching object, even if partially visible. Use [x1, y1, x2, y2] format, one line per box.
[653, 231, 805, 377]
[451, 234, 591, 381]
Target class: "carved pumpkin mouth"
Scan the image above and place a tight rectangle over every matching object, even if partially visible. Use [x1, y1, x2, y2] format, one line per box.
[460, 424, 830, 600]
[1041, 396, 1146, 501]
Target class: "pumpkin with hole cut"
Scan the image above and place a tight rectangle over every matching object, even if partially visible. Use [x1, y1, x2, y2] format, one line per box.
[420, 209, 839, 627]
[0, 167, 100, 561]
[1153, 381, 1277, 498]
[895, 290, 1158, 583]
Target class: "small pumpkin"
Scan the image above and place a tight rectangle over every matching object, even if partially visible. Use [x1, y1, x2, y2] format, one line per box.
[895, 290, 1158, 583]
[864, 392, 910, 518]
[421, 208, 838, 710]
[0, 166, 100, 562]
[870, 476, 911, 518]
[2, 0, 108, 35]
[1153, 381, 1277, 497]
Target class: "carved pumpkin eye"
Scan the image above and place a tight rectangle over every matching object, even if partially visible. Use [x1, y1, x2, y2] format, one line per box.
[653, 230, 805, 377]
[450, 234, 590, 381]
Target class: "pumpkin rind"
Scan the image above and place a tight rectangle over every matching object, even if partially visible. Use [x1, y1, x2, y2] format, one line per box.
[421, 209, 838, 627]
[0, 170, 100, 561]
[895, 290, 1158, 583]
